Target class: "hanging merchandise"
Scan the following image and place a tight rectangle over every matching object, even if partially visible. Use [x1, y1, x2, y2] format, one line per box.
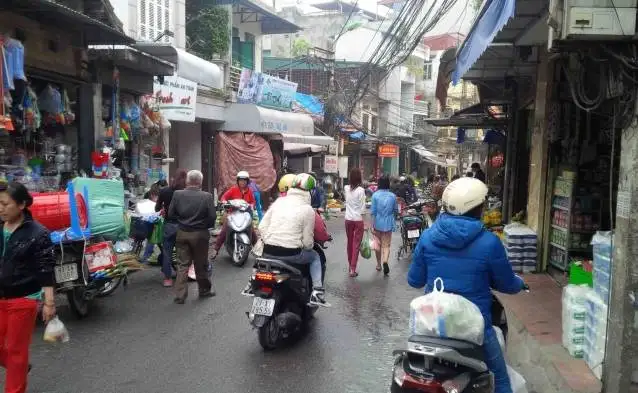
[38, 84, 65, 125]
[0, 43, 14, 132]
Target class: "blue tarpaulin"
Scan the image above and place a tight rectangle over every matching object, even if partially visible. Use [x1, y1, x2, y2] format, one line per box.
[452, 0, 515, 84]
[294, 93, 324, 115]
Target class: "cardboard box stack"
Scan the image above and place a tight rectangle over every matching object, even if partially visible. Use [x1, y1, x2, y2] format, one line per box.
[503, 223, 537, 273]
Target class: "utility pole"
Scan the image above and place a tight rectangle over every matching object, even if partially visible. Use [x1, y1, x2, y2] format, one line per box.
[602, 103, 638, 393]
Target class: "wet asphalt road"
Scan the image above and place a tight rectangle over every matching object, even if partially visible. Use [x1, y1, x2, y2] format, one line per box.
[23, 216, 421, 393]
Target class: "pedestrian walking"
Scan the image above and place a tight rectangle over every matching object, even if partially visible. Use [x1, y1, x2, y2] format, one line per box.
[0, 182, 56, 393]
[155, 169, 187, 287]
[140, 183, 163, 265]
[344, 168, 367, 277]
[168, 170, 217, 304]
[371, 175, 398, 276]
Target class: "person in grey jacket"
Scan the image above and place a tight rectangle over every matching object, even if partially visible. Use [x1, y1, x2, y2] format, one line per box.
[168, 170, 216, 304]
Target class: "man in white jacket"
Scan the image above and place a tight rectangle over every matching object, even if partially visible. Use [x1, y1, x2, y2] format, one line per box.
[258, 173, 326, 306]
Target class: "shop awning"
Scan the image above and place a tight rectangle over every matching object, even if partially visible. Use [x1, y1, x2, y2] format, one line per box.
[452, 0, 516, 84]
[437, 0, 547, 103]
[411, 144, 437, 159]
[4, 0, 134, 45]
[222, 104, 315, 136]
[88, 45, 175, 76]
[282, 133, 335, 146]
[132, 43, 224, 89]
[425, 103, 508, 128]
[284, 143, 325, 155]
[213, 0, 302, 34]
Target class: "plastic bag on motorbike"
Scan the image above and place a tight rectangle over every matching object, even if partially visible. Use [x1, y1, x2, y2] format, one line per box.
[150, 218, 164, 245]
[43, 316, 70, 343]
[409, 278, 485, 345]
[359, 230, 372, 259]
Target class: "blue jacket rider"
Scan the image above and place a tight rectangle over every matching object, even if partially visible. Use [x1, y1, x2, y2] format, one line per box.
[407, 177, 524, 393]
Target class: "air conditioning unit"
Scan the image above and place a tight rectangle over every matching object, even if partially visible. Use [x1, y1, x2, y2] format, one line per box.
[562, 0, 637, 38]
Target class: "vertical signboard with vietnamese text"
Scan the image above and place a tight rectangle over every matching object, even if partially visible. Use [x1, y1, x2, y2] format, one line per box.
[153, 76, 198, 122]
[324, 155, 338, 173]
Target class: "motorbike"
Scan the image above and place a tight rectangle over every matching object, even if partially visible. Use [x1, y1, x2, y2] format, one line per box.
[398, 200, 431, 258]
[219, 199, 254, 267]
[53, 238, 127, 318]
[391, 287, 528, 392]
[241, 239, 330, 350]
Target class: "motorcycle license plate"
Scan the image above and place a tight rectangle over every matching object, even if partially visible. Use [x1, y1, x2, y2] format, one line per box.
[54, 264, 78, 283]
[407, 229, 420, 239]
[251, 297, 276, 316]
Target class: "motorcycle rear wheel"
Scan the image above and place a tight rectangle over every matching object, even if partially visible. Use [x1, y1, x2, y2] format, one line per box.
[67, 287, 90, 319]
[258, 317, 279, 350]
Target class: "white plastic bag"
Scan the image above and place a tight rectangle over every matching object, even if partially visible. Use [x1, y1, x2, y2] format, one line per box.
[409, 278, 485, 345]
[507, 365, 528, 393]
[43, 316, 70, 343]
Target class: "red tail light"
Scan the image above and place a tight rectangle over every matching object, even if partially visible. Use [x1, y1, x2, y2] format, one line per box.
[394, 367, 444, 392]
[259, 286, 272, 294]
[255, 272, 276, 282]
[402, 377, 444, 392]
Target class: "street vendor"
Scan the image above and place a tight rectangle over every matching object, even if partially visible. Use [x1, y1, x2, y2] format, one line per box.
[210, 171, 256, 260]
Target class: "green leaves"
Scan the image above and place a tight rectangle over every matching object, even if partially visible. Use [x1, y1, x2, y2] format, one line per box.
[186, 6, 230, 59]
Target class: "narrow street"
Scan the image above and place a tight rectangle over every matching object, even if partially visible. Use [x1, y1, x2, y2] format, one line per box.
[25, 217, 417, 393]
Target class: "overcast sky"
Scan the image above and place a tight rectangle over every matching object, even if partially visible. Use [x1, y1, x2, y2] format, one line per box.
[272, 0, 476, 36]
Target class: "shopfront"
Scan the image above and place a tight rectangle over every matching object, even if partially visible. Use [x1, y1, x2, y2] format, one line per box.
[0, 3, 132, 191]
[132, 43, 226, 187]
[216, 103, 318, 195]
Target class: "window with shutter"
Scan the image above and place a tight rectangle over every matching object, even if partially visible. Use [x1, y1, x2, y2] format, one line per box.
[138, 0, 173, 43]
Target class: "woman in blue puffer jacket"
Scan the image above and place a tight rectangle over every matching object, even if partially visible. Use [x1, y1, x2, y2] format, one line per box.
[407, 177, 524, 393]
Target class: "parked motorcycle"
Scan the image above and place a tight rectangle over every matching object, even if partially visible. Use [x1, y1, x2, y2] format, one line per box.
[53, 238, 123, 318]
[391, 287, 528, 392]
[219, 199, 254, 267]
[398, 200, 431, 258]
[241, 240, 329, 350]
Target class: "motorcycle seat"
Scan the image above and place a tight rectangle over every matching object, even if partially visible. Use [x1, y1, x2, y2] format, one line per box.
[256, 256, 311, 278]
[408, 335, 485, 362]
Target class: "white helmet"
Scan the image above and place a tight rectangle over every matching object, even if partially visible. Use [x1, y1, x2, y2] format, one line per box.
[236, 171, 250, 181]
[442, 177, 488, 215]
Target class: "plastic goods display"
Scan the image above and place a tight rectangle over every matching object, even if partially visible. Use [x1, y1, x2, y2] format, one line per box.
[562, 285, 590, 359]
[31, 191, 88, 231]
[584, 291, 608, 380]
[503, 223, 537, 273]
[72, 178, 126, 240]
[409, 278, 485, 345]
[591, 231, 612, 305]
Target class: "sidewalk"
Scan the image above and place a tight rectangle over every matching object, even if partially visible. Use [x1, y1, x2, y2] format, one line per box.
[498, 274, 601, 393]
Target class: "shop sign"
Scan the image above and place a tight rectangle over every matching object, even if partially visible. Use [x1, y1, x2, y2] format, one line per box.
[238, 69, 298, 111]
[260, 120, 289, 133]
[378, 144, 399, 158]
[324, 155, 338, 174]
[152, 75, 197, 122]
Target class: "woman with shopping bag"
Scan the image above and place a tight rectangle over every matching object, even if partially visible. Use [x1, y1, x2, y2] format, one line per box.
[370, 174, 398, 276]
[344, 168, 367, 277]
[0, 182, 57, 393]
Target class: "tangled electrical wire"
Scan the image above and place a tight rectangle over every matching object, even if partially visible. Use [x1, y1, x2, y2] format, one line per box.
[324, 0, 459, 133]
[350, 0, 458, 102]
[560, 44, 638, 130]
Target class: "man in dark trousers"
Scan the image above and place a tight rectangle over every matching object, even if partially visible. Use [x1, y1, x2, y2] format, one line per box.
[168, 170, 217, 304]
[471, 162, 487, 183]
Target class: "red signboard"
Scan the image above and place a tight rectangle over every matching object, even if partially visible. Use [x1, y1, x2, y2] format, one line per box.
[378, 144, 399, 158]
